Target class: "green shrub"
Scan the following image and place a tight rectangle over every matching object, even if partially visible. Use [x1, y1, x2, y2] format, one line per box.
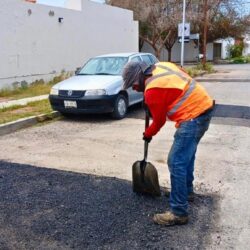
[30, 79, 45, 86]
[245, 56, 250, 63]
[229, 43, 244, 58]
[185, 68, 200, 77]
[196, 62, 214, 72]
[0, 72, 71, 99]
[230, 56, 250, 64]
[184, 62, 214, 77]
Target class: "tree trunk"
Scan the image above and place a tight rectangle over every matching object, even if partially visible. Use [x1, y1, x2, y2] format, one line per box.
[151, 44, 161, 60]
[167, 48, 172, 62]
[139, 38, 144, 52]
[155, 48, 161, 60]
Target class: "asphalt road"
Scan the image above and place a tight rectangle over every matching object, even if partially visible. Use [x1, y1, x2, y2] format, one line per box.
[0, 106, 249, 249]
[0, 64, 250, 249]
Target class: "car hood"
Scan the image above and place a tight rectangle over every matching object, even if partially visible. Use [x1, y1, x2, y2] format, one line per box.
[54, 75, 122, 90]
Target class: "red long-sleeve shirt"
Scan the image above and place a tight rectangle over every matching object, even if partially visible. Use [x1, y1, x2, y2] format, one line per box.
[144, 88, 183, 138]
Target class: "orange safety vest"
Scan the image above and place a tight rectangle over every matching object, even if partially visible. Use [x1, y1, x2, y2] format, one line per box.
[145, 62, 213, 126]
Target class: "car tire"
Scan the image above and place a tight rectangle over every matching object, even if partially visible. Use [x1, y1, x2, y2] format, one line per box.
[111, 94, 128, 119]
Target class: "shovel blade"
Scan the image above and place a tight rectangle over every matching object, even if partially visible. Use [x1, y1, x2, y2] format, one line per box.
[132, 160, 161, 197]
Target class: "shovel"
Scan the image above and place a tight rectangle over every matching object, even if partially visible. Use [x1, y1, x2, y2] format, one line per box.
[132, 113, 161, 197]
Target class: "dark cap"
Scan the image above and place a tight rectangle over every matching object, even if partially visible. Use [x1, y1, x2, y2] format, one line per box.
[122, 61, 152, 89]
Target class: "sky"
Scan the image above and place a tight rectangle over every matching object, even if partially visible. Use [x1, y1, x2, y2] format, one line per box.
[37, 0, 66, 7]
[36, 0, 249, 14]
[37, 0, 105, 7]
[241, 1, 250, 15]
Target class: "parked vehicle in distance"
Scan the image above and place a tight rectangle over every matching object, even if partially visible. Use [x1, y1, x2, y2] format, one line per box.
[49, 52, 158, 119]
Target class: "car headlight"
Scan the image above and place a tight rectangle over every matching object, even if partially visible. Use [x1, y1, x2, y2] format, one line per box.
[50, 88, 59, 96]
[85, 89, 106, 96]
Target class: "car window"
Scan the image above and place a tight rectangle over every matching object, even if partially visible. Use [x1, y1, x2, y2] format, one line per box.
[79, 57, 128, 75]
[130, 56, 142, 62]
[141, 55, 153, 66]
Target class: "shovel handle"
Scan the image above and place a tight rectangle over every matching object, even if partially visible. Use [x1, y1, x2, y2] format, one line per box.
[145, 113, 150, 129]
[143, 141, 148, 162]
[143, 113, 150, 162]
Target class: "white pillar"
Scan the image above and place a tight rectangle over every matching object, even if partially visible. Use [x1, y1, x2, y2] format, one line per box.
[180, 0, 186, 67]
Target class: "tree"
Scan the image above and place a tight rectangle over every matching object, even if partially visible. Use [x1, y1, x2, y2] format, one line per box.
[186, 0, 249, 65]
[107, 0, 250, 62]
[106, 0, 184, 59]
[163, 29, 178, 62]
[139, 1, 175, 59]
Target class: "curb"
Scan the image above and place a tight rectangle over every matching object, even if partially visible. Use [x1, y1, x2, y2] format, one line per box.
[0, 111, 61, 136]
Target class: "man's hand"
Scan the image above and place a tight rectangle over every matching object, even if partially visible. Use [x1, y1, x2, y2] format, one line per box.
[143, 133, 152, 143]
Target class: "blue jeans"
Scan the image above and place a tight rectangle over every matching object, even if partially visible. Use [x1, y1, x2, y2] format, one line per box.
[167, 108, 214, 216]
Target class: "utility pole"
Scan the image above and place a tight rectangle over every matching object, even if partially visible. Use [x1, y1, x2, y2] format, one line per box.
[180, 0, 186, 68]
[202, 0, 208, 67]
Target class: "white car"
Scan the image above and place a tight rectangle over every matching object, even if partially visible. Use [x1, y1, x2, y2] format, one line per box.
[49, 52, 158, 119]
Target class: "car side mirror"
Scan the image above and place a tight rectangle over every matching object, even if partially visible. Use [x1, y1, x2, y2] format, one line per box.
[75, 67, 81, 75]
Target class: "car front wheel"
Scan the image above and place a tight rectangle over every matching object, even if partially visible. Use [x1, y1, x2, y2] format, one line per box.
[111, 94, 128, 119]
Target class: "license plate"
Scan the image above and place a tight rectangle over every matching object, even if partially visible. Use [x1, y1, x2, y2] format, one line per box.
[64, 100, 77, 108]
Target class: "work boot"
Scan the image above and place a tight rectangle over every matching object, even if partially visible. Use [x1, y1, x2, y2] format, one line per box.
[162, 188, 195, 202]
[153, 211, 188, 226]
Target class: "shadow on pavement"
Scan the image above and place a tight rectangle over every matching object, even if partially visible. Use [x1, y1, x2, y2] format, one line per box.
[0, 161, 216, 250]
[60, 102, 145, 123]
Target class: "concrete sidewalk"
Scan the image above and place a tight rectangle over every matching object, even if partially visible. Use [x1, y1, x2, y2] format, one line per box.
[0, 94, 58, 136]
[196, 63, 250, 82]
[0, 94, 48, 109]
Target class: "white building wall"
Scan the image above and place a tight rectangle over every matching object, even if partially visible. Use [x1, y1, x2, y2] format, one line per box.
[163, 41, 199, 62]
[142, 40, 213, 63]
[206, 43, 213, 61]
[214, 38, 235, 59]
[243, 34, 250, 56]
[0, 0, 138, 89]
[215, 35, 250, 58]
[65, 0, 82, 10]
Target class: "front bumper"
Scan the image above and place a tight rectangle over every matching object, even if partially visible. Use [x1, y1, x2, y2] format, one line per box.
[49, 94, 118, 114]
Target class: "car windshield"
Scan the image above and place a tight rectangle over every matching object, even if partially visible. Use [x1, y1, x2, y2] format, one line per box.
[78, 57, 129, 75]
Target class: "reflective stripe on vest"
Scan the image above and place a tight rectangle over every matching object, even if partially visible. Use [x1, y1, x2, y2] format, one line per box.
[156, 64, 189, 82]
[146, 64, 197, 117]
[167, 79, 196, 116]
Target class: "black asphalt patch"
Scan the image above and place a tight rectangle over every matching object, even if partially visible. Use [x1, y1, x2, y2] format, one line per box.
[127, 103, 250, 124]
[0, 161, 216, 249]
[213, 104, 250, 119]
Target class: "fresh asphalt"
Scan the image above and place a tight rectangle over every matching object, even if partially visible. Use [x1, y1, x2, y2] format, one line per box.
[0, 161, 215, 250]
